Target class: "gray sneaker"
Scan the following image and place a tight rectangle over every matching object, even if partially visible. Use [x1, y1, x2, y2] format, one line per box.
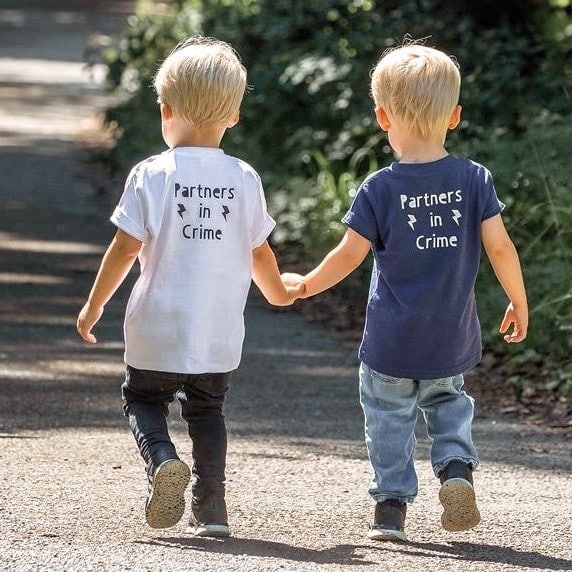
[187, 494, 230, 537]
[438, 460, 481, 532]
[367, 499, 407, 542]
[145, 459, 191, 529]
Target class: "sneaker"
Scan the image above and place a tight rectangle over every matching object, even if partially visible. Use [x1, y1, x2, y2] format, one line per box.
[367, 499, 407, 542]
[145, 458, 191, 529]
[186, 494, 230, 537]
[438, 459, 481, 532]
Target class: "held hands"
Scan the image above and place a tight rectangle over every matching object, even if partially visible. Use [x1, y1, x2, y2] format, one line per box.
[76, 302, 104, 344]
[499, 302, 528, 344]
[281, 272, 306, 304]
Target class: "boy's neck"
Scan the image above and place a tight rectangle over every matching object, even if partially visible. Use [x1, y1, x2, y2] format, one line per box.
[169, 128, 225, 149]
[396, 140, 449, 164]
[163, 112, 228, 149]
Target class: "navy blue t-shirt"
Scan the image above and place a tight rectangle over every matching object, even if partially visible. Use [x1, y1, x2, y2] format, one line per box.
[342, 155, 504, 379]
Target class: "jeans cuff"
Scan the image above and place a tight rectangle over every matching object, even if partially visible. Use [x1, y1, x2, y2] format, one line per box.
[433, 457, 479, 478]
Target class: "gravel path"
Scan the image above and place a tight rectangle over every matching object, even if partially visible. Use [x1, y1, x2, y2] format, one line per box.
[0, 2, 570, 571]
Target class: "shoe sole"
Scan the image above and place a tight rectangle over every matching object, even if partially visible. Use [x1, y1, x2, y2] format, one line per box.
[186, 523, 230, 538]
[439, 477, 481, 532]
[367, 528, 407, 542]
[145, 459, 191, 529]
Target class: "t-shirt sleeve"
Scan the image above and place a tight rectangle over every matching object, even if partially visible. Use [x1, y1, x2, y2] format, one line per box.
[480, 167, 505, 221]
[247, 170, 276, 248]
[110, 166, 149, 243]
[341, 179, 378, 243]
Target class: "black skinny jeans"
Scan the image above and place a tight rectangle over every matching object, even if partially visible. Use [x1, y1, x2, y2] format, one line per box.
[122, 365, 233, 496]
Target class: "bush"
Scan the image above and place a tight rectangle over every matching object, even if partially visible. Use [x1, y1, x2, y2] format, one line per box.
[92, 0, 571, 397]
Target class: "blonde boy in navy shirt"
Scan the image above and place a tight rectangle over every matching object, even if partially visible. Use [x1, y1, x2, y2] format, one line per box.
[284, 43, 528, 541]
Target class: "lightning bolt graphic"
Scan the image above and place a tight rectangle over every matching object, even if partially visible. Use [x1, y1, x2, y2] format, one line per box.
[177, 203, 186, 219]
[452, 209, 462, 226]
[407, 214, 417, 230]
[222, 205, 230, 220]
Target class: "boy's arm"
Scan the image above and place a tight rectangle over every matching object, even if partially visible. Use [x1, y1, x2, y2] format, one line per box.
[302, 228, 371, 297]
[77, 229, 142, 343]
[252, 241, 303, 306]
[481, 214, 528, 343]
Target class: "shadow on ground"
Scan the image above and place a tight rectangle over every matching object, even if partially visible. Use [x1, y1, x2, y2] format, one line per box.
[135, 536, 572, 571]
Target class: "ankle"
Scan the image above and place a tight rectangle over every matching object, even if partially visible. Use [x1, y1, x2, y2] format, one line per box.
[439, 459, 474, 485]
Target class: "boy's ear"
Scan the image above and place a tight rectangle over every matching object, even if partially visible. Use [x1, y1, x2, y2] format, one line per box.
[375, 107, 391, 131]
[448, 105, 462, 130]
[226, 111, 240, 128]
[160, 102, 173, 121]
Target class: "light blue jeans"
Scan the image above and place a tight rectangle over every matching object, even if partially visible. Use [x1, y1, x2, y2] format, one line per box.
[359, 362, 479, 503]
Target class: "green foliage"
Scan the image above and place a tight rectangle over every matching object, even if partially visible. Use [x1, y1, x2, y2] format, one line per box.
[90, 1, 204, 168]
[270, 147, 379, 255]
[92, 0, 572, 396]
[456, 110, 572, 400]
[453, 110, 572, 342]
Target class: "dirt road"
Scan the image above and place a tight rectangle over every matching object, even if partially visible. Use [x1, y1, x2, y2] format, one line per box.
[0, 2, 570, 571]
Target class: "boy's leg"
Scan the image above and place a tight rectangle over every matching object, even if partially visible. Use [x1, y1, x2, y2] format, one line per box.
[122, 366, 179, 467]
[418, 374, 480, 531]
[359, 363, 419, 541]
[122, 366, 190, 529]
[178, 371, 233, 537]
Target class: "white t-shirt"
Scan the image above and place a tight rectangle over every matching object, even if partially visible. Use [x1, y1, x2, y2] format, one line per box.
[110, 146, 275, 374]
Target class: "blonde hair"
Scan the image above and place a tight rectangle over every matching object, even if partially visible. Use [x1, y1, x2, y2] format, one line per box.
[371, 44, 460, 139]
[154, 36, 247, 127]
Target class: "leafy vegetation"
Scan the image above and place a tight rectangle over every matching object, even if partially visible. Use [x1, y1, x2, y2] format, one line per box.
[91, 0, 572, 398]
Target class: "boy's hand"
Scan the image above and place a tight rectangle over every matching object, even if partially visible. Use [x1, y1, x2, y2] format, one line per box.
[281, 272, 306, 302]
[499, 302, 528, 343]
[77, 302, 103, 344]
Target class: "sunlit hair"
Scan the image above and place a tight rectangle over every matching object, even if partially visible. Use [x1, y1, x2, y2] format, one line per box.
[371, 43, 460, 139]
[154, 35, 247, 127]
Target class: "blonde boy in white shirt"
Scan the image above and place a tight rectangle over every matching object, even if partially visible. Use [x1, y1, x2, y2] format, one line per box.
[77, 36, 302, 537]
